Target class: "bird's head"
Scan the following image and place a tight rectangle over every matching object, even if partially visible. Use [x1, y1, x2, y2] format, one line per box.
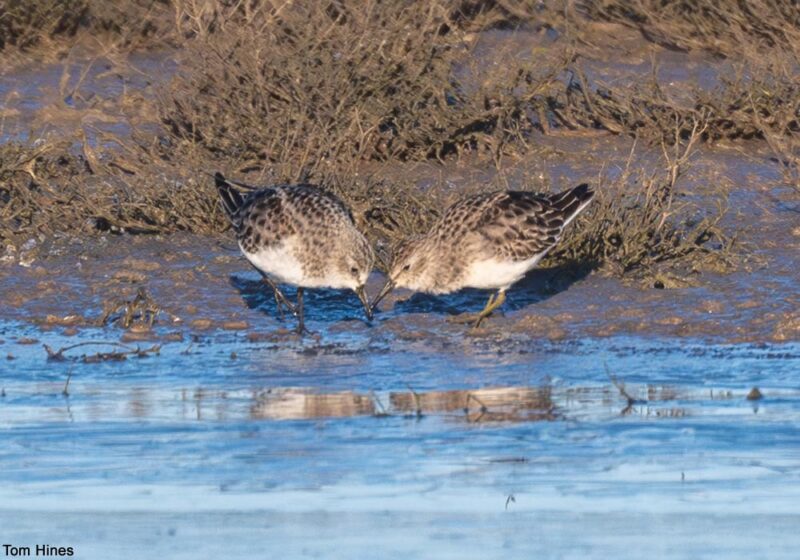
[335, 234, 375, 320]
[371, 238, 429, 310]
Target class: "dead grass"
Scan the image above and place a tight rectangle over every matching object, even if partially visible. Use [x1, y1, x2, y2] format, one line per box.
[0, 0, 175, 62]
[157, 0, 567, 180]
[546, 61, 800, 148]
[581, 0, 800, 58]
[0, 0, 87, 52]
[1, 140, 87, 243]
[0, 138, 226, 243]
[551, 129, 738, 281]
[571, 0, 800, 181]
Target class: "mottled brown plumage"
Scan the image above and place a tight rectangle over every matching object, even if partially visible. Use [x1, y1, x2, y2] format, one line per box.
[215, 173, 374, 332]
[374, 184, 594, 326]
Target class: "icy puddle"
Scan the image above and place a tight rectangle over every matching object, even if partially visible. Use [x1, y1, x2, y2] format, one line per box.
[1, 322, 799, 558]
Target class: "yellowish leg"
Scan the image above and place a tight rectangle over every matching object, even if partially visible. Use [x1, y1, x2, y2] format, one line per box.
[473, 290, 506, 329]
[448, 292, 493, 324]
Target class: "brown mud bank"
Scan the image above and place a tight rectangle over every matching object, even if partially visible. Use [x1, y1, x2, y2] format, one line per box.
[0, 193, 796, 349]
[1, 137, 797, 348]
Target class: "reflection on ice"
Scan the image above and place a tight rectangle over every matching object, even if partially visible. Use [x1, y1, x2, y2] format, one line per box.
[251, 389, 376, 419]
[250, 386, 557, 422]
[390, 386, 557, 422]
[1, 380, 792, 425]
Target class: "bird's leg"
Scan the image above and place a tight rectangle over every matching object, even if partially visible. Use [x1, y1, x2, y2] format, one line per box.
[295, 287, 307, 335]
[270, 283, 286, 322]
[448, 293, 495, 324]
[261, 276, 296, 320]
[472, 290, 507, 329]
[448, 291, 506, 326]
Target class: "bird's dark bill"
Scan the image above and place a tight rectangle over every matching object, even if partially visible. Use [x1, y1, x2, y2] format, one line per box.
[355, 286, 373, 321]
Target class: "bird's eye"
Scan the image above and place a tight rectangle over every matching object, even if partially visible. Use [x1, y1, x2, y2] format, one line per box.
[402, 264, 411, 272]
[350, 267, 359, 275]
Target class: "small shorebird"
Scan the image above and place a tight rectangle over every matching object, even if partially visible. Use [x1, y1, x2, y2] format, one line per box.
[215, 172, 374, 333]
[372, 184, 595, 327]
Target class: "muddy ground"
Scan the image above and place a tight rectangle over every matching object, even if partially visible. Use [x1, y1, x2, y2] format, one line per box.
[1, 134, 797, 349]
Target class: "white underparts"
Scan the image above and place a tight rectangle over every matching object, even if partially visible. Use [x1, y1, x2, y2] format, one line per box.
[242, 240, 351, 290]
[243, 240, 308, 286]
[461, 253, 546, 291]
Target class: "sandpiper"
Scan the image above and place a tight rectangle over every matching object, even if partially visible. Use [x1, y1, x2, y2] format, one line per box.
[372, 183, 595, 327]
[215, 172, 374, 333]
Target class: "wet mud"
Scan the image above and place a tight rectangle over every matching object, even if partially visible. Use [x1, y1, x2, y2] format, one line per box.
[2, 131, 798, 348]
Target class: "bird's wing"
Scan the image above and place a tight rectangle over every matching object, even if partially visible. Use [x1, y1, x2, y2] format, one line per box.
[473, 192, 562, 261]
[472, 185, 593, 261]
[279, 185, 357, 227]
[234, 188, 291, 253]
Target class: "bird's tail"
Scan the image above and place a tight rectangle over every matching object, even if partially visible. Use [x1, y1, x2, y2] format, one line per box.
[549, 183, 594, 228]
[214, 172, 244, 221]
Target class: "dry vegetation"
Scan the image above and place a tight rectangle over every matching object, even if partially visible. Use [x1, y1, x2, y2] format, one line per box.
[582, 0, 800, 57]
[0, 140, 225, 241]
[549, 65, 799, 143]
[553, 126, 738, 284]
[577, 0, 800, 190]
[1, 0, 798, 281]
[0, 0, 175, 55]
[158, 0, 568, 175]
